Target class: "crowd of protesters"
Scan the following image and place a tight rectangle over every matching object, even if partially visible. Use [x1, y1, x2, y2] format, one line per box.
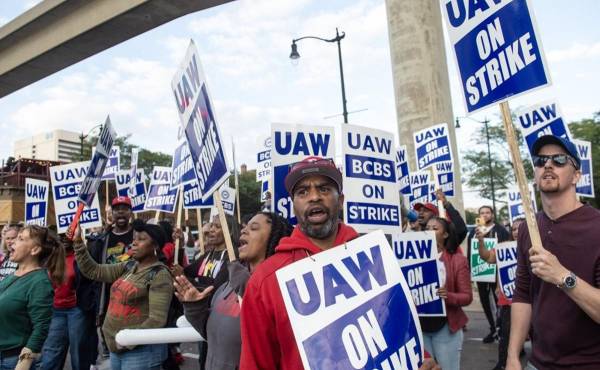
[0, 134, 599, 370]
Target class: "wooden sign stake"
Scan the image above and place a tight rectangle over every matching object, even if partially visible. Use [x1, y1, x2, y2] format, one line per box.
[214, 191, 236, 262]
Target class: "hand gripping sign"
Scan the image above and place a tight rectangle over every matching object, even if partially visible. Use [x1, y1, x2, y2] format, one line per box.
[115, 169, 147, 213]
[515, 100, 572, 155]
[25, 178, 49, 226]
[470, 237, 497, 283]
[441, 0, 551, 113]
[276, 230, 423, 370]
[172, 40, 229, 201]
[145, 166, 179, 213]
[51, 161, 103, 233]
[496, 241, 518, 300]
[393, 232, 446, 317]
[574, 139, 594, 198]
[413, 123, 453, 171]
[395, 146, 411, 195]
[343, 124, 401, 234]
[271, 123, 335, 224]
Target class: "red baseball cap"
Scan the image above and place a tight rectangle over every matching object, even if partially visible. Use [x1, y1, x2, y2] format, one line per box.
[112, 196, 132, 208]
[413, 202, 439, 216]
[284, 156, 342, 195]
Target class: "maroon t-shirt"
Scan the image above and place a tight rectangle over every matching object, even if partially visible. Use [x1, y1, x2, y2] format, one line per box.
[513, 204, 600, 369]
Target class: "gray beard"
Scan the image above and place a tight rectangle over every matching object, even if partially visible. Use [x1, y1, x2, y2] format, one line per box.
[300, 214, 337, 240]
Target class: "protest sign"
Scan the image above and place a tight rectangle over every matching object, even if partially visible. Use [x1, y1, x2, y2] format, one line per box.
[515, 100, 571, 155]
[78, 117, 117, 207]
[342, 124, 400, 233]
[145, 166, 179, 213]
[470, 237, 497, 283]
[413, 123, 453, 171]
[25, 178, 49, 226]
[496, 241, 518, 300]
[393, 232, 446, 316]
[128, 148, 139, 196]
[396, 146, 411, 195]
[435, 161, 455, 197]
[261, 180, 270, 202]
[171, 140, 196, 189]
[256, 136, 272, 182]
[442, 0, 551, 113]
[271, 123, 335, 224]
[507, 185, 537, 223]
[50, 161, 102, 233]
[101, 147, 120, 180]
[218, 185, 235, 216]
[409, 171, 431, 207]
[182, 181, 214, 209]
[574, 139, 594, 197]
[276, 230, 423, 370]
[172, 40, 229, 201]
[115, 169, 147, 213]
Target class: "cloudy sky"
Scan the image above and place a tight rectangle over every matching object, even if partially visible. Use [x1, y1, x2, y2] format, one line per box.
[0, 0, 599, 208]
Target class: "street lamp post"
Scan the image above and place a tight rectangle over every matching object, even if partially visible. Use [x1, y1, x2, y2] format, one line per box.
[80, 124, 103, 160]
[289, 28, 348, 123]
[456, 116, 497, 219]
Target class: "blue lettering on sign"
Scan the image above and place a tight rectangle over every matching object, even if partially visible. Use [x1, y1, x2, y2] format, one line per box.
[257, 150, 271, 162]
[274, 164, 296, 224]
[285, 246, 387, 316]
[499, 264, 517, 299]
[393, 239, 433, 260]
[301, 285, 422, 369]
[517, 103, 558, 129]
[347, 133, 392, 155]
[400, 261, 443, 315]
[53, 168, 87, 182]
[345, 154, 395, 182]
[26, 202, 46, 220]
[453, 0, 548, 112]
[347, 202, 399, 226]
[523, 118, 569, 154]
[414, 127, 446, 144]
[58, 209, 100, 228]
[274, 131, 331, 156]
[54, 182, 81, 200]
[26, 184, 47, 200]
[173, 53, 201, 114]
[416, 136, 451, 169]
[444, 0, 509, 28]
[497, 248, 517, 262]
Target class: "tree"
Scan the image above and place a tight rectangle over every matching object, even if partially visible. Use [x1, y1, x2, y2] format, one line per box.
[568, 112, 600, 208]
[229, 169, 262, 218]
[461, 115, 533, 216]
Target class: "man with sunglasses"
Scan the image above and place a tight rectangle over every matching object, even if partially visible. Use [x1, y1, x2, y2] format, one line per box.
[507, 135, 600, 370]
[240, 156, 359, 370]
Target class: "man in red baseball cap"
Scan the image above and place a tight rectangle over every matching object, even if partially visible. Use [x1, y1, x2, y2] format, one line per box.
[413, 190, 467, 245]
[240, 156, 358, 369]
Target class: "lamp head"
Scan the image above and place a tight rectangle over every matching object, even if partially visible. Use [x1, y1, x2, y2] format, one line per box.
[289, 42, 300, 60]
[455, 117, 461, 128]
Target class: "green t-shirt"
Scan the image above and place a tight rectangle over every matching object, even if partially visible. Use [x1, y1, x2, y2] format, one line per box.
[0, 269, 53, 352]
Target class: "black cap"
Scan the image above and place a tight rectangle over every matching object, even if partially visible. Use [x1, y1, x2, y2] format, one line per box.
[132, 219, 166, 248]
[532, 135, 581, 169]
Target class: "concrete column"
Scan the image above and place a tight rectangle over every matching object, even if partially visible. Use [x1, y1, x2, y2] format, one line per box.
[385, 0, 464, 215]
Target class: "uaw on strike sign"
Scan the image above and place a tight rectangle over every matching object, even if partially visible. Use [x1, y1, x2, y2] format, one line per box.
[277, 231, 423, 370]
[442, 0, 551, 113]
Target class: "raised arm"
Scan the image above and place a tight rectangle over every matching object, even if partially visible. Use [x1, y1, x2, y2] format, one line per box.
[74, 241, 126, 283]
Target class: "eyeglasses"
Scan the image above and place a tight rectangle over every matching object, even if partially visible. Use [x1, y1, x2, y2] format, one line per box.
[532, 154, 578, 169]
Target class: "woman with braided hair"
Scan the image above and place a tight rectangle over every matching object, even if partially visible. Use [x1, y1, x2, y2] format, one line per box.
[174, 212, 293, 370]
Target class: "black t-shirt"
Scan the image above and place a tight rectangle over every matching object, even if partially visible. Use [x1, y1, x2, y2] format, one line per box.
[104, 229, 134, 264]
[419, 316, 448, 333]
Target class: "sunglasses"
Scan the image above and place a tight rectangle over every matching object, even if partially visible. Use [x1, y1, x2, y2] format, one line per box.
[532, 154, 578, 169]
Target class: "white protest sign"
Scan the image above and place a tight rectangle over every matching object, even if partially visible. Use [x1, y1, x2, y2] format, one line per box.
[78, 117, 117, 207]
[256, 136, 272, 182]
[50, 161, 102, 233]
[128, 148, 139, 196]
[413, 123, 453, 171]
[393, 232, 446, 316]
[574, 139, 594, 198]
[171, 140, 196, 189]
[496, 241, 518, 300]
[435, 161, 455, 197]
[441, 0, 551, 113]
[470, 237, 497, 283]
[409, 171, 431, 208]
[218, 185, 235, 216]
[515, 100, 571, 155]
[25, 178, 49, 226]
[182, 180, 214, 209]
[115, 169, 147, 213]
[172, 40, 229, 201]
[276, 230, 423, 370]
[396, 146, 411, 195]
[261, 180, 270, 202]
[342, 124, 400, 234]
[507, 185, 537, 223]
[145, 166, 179, 213]
[101, 147, 120, 181]
[271, 123, 335, 224]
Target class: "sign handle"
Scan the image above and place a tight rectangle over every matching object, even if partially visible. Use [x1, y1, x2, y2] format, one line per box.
[174, 187, 184, 265]
[430, 165, 446, 218]
[67, 202, 85, 240]
[499, 101, 543, 251]
[214, 191, 236, 262]
[154, 210, 160, 224]
[196, 208, 205, 255]
[105, 181, 110, 210]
